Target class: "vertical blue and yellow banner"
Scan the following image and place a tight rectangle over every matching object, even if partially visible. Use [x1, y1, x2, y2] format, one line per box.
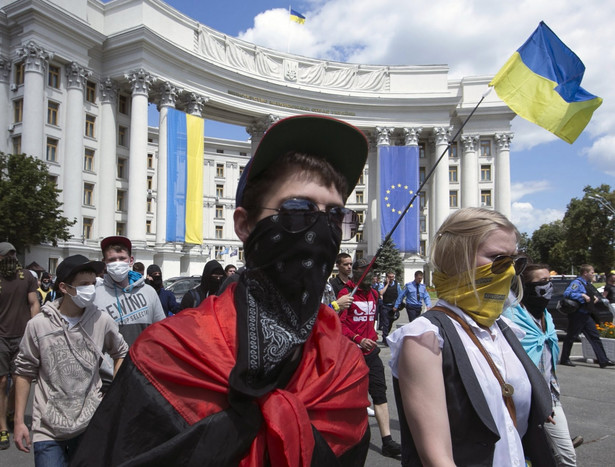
[166, 108, 204, 244]
[379, 146, 419, 252]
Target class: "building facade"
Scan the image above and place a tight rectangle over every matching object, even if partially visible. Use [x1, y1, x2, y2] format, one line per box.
[0, 0, 515, 281]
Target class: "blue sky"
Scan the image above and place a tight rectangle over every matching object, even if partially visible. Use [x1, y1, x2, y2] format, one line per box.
[144, 0, 615, 235]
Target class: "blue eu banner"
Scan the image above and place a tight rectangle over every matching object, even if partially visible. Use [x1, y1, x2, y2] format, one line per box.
[379, 145, 419, 252]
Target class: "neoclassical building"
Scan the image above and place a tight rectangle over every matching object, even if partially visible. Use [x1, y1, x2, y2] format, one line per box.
[0, 0, 515, 281]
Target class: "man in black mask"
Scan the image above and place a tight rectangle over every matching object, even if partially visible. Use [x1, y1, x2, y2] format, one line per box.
[178, 260, 224, 311]
[146, 264, 179, 317]
[504, 263, 583, 465]
[72, 115, 371, 466]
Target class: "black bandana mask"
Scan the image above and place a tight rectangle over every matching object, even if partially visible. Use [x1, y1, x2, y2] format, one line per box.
[522, 281, 553, 319]
[229, 213, 341, 398]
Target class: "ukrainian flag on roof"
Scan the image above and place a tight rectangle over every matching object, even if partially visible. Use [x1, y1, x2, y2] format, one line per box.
[490, 21, 602, 144]
[290, 9, 306, 24]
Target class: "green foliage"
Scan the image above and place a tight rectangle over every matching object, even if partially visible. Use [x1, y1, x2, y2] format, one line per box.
[373, 238, 405, 283]
[0, 152, 75, 253]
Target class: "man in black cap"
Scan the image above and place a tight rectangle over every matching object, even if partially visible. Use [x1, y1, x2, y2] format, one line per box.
[146, 264, 179, 317]
[0, 242, 39, 450]
[73, 115, 371, 466]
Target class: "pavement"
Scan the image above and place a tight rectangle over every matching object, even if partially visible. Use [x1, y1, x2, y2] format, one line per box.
[2, 316, 614, 466]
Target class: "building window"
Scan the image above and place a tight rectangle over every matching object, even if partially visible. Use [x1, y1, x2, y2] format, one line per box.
[84, 148, 94, 171]
[47, 101, 59, 126]
[238, 248, 244, 262]
[419, 143, 426, 159]
[216, 184, 224, 198]
[147, 153, 154, 169]
[239, 151, 247, 156]
[239, 166, 245, 177]
[118, 126, 127, 146]
[420, 240, 426, 256]
[13, 99, 23, 123]
[12, 136, 21, 154]
[146, 220, 152, 234]
[86, 81, 96, 103]
[449, 142, 458, 158]
[356, 231, 364, 242]
[480, 140, 491, 157]
[46, 138, 58, 162]
[355, 250, 364, 260]
[216, 149, 224, 154]
[419, 191, 426, 209]
[48, 257, 58, 275]
[14, 62, 24, 85]
[216, 163, 224, 178]
[419, 167, 426, 183]
[83, 217, 93, 239]
[116, 222, 125, 236]
[215, 205, 223, 218]
[215, 225, 223, 239]
[118, 95, 128, 114]
[420, 216, 426, 233]
[356, 190, 364, 204]
[85, 115, 95, 137]
[481, 190, 492, 207]
[214, 245, 224, 257]
[449, 166, 458, 183]
[357, 211, 365, 224]
[83, 183, 94, 206]
[147, 176, 153, 190]
[48, 65, 60, 89]
[117, 158, 126, 179]
[449, 190, 458, 208]
[358, 172, 365, 185]
[48, 175, 58, 186]
[146, 199, 153, 213]
[480, 165, 492, 181]
[117, 190, 125, 211]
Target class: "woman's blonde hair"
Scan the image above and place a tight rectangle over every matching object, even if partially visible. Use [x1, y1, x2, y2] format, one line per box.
[430, 207, 522, 296]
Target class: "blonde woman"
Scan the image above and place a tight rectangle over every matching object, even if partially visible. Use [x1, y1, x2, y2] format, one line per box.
[388, 208, 555, 466]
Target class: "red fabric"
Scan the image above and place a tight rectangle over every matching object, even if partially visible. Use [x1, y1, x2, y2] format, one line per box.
[339, 282, 379, 353]
[130, 283, 369, 466]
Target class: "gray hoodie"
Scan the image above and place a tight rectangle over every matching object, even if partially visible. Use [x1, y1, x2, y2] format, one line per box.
[14, 299, 128, 442]
[95, 273, 166, 346]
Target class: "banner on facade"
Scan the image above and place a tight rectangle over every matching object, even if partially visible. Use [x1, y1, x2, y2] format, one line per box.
[166, 108, 204, 244]
[379, 145, 419, 252]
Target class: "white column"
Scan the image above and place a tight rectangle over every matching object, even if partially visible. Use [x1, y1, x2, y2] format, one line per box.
[433, 127, 451, 230]
[98, 78, 119, 239]
[63, 62, 91, 239]
[125, 69, 154, 248]
[0, 57, 10, 154]
[246, 114, 279, 154]
[373, 127, 394, 254]
[18, 41, 52, 159]
[404, 127, 422, 250]
[155, 82, 179, 246]
[461, 134, 480, 208]
[495, 133, 513, 218]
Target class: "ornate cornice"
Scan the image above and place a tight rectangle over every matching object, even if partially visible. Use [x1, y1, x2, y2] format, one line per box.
[184, 93, 209, 116]
[461, 134, 480, 153]
[495, 133, 514, 151]
[125, 69, 154, 96]
[99, 78, 118, 104]
[246, 114, 280, 138]
[17, 41, 53, 75]
[434, 127, 452, 145]
[403, 127, 422, 146]
[159, 81, 180, 108]
[66, 62, 91, 90]
[376, 127, 394, 145]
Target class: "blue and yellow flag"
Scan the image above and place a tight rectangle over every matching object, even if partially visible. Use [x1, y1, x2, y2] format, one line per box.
[290, 9, 306, 24]
[166, 108, 204, 244]
[490, 21, 602, 144]
[379, 146, 419, 252]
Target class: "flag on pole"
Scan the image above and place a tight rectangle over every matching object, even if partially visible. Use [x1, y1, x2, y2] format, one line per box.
[490, 21, 602, 144]
[290, 9, 306, 24]
[379, 146, 420, 252]
[166, 108, 204, 244]
[230, 248, 238, 257]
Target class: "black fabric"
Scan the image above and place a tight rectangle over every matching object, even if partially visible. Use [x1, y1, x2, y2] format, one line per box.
[329, 276, 347, 297]
[560, 310, 608, 364]
[382, 281, 399, 305]
[364, 347, 387, 405]
[393, 310, 555, 467]
[310, 424, 370, 467]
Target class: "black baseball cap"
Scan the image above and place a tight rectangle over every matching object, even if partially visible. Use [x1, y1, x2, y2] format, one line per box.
[100, 236, 132, 256]
[55, 255, 105, 285]
[236, 115, 368, 207]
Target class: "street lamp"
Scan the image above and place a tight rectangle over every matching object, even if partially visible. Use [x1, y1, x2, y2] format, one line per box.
[589, 194, 615, 216]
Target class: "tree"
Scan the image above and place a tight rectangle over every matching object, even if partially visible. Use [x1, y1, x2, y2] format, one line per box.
[528, 220, 566, 265]
[373, 238, 405, 282]
[0, 152, 75, 253]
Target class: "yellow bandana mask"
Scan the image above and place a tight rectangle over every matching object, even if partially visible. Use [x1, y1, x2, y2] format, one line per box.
[433, 262, 515, 328]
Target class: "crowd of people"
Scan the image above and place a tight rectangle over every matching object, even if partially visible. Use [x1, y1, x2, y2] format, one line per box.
[0, 114, 610, 466]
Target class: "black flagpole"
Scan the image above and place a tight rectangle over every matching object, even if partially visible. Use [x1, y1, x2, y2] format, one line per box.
[349, 89, 491, 297]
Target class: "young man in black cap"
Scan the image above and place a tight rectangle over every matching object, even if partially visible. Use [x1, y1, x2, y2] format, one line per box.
[72, 115, 371, 466]
[12, 255, 127, 464]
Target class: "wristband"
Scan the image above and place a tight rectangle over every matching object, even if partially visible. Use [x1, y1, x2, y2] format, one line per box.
[331, 301, 340, 311]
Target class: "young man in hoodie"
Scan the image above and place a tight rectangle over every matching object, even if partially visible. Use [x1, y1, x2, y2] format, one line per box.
[72, 115, 371, 466]
[95, 236, 165, 346]
[12, 254, 128, 466]
[145, 264, 179, 317]
[178, 259, 224, 310]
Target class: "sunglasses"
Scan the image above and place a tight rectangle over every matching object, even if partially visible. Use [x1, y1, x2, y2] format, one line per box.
[260, 198, 359, 241]
[491, 255, 528, 275]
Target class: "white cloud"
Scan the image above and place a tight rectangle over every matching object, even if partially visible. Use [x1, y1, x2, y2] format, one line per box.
[582, 134, 615, 176]
[510, 180, 551, 202]
[511, 202, 564, 234]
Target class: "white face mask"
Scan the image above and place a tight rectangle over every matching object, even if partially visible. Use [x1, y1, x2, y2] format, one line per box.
[106, 261, 130, 283]
[68, 284, 96, 308]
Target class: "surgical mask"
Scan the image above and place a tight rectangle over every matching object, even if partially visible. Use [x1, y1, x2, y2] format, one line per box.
[106, 261, 131, 283]
[67, 284, 96, 308]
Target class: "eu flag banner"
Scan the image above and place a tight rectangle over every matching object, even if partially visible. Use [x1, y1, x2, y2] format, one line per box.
[290, 9, 306, 24]
[490, 21, 602, 144]
[379, 146, 419, 252]
[166, 108, 204, 244]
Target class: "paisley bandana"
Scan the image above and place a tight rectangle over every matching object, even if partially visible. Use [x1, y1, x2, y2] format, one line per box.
[522, 281, 553, 319]
[229, 213, 341, 397]
[433, 261, 516, 328]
